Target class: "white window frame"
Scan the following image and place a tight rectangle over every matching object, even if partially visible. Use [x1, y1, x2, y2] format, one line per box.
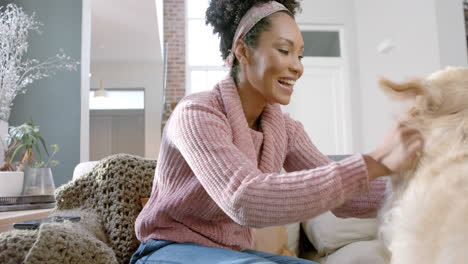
[185, 0, 227, 95]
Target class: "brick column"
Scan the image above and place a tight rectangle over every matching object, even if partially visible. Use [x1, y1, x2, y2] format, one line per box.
[162, 0, 186, 129]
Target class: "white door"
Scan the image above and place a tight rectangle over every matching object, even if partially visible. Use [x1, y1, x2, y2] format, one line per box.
[282, 25, 353, 155]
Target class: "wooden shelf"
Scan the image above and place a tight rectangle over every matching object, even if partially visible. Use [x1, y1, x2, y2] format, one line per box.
[0, 208, 53, 233]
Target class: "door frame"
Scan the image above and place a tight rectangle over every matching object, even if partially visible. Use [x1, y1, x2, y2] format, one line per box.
[80, 0, 91, 162]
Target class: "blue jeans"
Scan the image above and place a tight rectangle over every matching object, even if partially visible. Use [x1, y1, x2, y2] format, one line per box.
[130, 239, 318, 264]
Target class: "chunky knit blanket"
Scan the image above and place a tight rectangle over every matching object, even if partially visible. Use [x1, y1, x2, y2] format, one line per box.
[0, 154, 156, 264]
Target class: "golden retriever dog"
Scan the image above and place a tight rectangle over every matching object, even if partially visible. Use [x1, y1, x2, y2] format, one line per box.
[377, 66, 468, 264]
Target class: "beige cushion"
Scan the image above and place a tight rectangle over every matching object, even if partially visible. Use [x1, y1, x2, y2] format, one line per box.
[251, 226, 296, 257]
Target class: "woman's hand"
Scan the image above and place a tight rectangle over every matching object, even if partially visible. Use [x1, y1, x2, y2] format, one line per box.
[365, 123, 424, 181]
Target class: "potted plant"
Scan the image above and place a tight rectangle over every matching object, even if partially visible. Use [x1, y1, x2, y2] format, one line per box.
[0, 133, 24, 196]
[23, 143, 59, 196]
[0, 120, 59, 196]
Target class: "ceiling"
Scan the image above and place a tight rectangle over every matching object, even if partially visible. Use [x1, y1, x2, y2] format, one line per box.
[91, 0, 162, 62]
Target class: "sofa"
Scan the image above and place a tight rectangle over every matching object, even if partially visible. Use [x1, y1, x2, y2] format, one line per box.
[71, 155, 385, 264]
[0, 154, 383, 263]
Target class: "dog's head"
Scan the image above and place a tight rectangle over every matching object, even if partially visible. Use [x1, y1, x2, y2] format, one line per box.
[378, 67, 468, 206]
[379, 67, 468, 136]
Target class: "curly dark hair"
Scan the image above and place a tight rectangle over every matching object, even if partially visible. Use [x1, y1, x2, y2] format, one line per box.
[205, 0, 301, 81]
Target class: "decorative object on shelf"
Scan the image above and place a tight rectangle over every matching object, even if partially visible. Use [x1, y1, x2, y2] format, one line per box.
[0, 3, 78, 165]
[0, 194, 55, 212]
[22, 142, 59, 196]
[94, 80, 108, 97]
[0, 170, 23, 197]
[22, 167, 56, 195]
[0, 120, 59, 196]
[0, 121, 31, 196]
[2, 120, 57, 170]
[13, 121, 59, 195]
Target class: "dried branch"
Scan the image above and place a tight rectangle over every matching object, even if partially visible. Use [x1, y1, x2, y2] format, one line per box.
[0, 4, 79, 121]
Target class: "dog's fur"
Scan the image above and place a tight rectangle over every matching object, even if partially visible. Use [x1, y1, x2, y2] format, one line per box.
[377, 67, 468, 264]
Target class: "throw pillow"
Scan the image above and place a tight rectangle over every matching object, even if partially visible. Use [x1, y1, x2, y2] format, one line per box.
[321, 239, 386, 264]
[301, 211, 378, 257]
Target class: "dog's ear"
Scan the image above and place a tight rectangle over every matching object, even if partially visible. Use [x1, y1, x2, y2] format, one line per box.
[380, 77, 443, 115]
[379, 78, 426, 99]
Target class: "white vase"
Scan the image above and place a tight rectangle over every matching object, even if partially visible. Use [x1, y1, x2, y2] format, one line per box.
[0, 120, 8, 167]
[0, 171, 24, 196]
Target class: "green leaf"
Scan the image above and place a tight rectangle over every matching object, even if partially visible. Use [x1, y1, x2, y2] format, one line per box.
[11, 143, 26, 161]
[34, 142, 43, 163]
[49, 160, 60, 167]
[50, 144, 59, 152]
[33, 161, 45, 168]
[6, 119, 60, 169]
[39, 136, 49, 156]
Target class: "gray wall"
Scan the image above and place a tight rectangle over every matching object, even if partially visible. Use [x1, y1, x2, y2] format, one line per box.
[1, 0, 82, 186]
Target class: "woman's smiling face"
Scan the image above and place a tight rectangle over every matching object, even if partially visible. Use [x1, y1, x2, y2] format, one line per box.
[242, 12, 304, 106]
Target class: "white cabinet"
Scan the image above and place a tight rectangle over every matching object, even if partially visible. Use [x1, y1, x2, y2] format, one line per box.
[90, 110, 145, 160]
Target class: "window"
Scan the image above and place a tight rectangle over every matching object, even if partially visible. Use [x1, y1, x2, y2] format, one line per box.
[186, 0, 228, 94]
[301, 31, 341, 57]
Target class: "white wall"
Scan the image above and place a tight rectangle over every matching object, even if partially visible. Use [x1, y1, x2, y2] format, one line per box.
[296, 0, 353, 24]
[353, 0, 467, 153]
[435, 0, 467, 68]
[295, 0, 467, 154]
[90, 61, 163, 158]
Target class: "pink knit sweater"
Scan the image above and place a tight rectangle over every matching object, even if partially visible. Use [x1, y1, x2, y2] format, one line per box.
[135, 76, 387, 251]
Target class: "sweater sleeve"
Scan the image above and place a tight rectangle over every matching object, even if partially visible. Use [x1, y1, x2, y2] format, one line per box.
[331, 177, 388, 218]
[283, 116, 388, 218]
[169, 101, 376, 228]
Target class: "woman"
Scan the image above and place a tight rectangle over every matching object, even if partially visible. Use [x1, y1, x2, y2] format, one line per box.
[131, 1, 423, 263]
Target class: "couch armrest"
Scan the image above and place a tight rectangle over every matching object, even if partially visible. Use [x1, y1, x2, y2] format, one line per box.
[72, 161, 99, 180]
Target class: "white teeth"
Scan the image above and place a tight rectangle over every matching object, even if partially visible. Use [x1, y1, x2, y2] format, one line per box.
[279, 79, 295, 85]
